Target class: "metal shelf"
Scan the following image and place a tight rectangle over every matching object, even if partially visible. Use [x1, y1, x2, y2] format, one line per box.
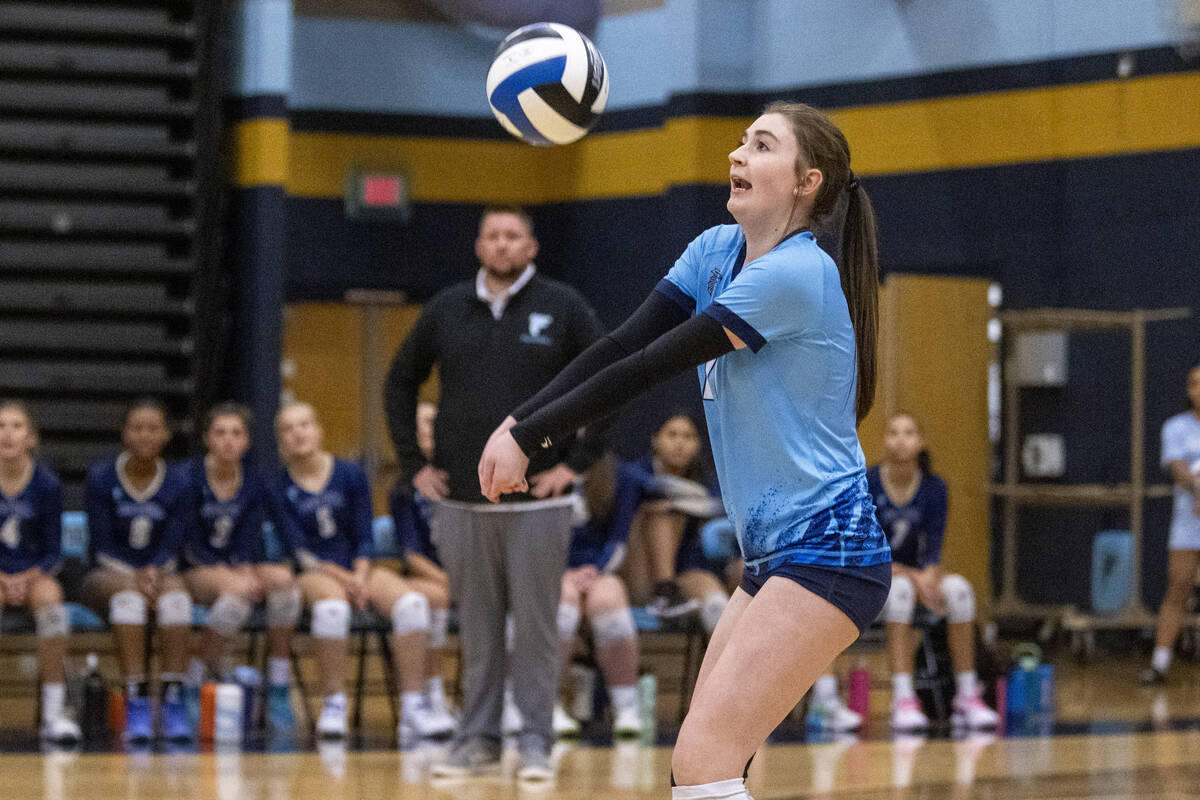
[991, 306, 1190, 633]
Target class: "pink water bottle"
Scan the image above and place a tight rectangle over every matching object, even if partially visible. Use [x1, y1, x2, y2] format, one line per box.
[848, 661, 870, 721]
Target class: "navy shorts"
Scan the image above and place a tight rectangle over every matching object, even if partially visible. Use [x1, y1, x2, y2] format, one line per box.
[739, 559, 891, 634]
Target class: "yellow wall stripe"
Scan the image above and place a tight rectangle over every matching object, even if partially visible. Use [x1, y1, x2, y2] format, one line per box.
[231, 72, 1200, 201]
[232, 118, 290, 188]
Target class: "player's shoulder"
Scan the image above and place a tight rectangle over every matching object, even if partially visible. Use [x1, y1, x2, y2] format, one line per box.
[333, 457, 369, 486]
[85, 456, 117, 485]
[865, 464, 882, 488]
[32, 462, 62, 491]
[1164, 411, 1200, 433]
[922, 472, 948, 496]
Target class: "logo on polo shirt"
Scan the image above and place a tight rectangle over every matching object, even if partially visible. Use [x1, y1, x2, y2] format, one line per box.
[521, 312, 554, 346]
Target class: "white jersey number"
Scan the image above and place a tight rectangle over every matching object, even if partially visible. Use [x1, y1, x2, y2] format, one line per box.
[0, 516, 19, 549]
[702, 359, 718, 401]
[129, 516, 152, 550]
[316, 506, 337, 539]
[210, 515, 234, 550]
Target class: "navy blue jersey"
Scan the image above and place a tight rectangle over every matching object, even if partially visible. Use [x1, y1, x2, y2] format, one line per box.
[389, 485, 440, 568]
[85, 455, 188, 570]
[866, 465, 948, 569]
[572, 455, 718, 572]
[0, 463, 63, 575]
[274, 458, 374, 571]
[179, 458, 285, 567]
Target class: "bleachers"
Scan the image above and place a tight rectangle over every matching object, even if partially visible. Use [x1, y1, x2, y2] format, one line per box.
[0, 0, 229, 504]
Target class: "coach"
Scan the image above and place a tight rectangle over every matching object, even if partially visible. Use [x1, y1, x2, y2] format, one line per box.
[385, 205, 606, 778]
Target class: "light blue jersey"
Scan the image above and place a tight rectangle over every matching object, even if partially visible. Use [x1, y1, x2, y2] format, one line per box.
[1163, 411, 1200, 549]
[659, 224, 889, 568]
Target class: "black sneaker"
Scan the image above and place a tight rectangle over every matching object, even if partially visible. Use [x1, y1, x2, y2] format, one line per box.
[1139, 666, 1167, 686]
[648, 580, 699, 618]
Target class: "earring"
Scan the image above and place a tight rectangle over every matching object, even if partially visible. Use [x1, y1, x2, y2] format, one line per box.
[792, 187, 799, 196]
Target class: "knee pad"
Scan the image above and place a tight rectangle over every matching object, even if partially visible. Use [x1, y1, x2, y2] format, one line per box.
[207, 593, 253, 638]
[266, 586, 302, 629]
[110, 590, 147, 626]
[156, 590, 193, 627]
[557, 603, 581, 642]
[941, 574, 976, 624]
[882, 575, 915, 624]
[311, 598, 351, 639]
[701, 592, 727, 634]
[391, 592, 431, 636]
[429, 607, 449, 649]
[36, 604, 69, 639]
[590, 608, 635, 649]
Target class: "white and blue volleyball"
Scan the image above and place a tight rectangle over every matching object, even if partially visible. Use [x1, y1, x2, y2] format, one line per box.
[486, 22, 610, 146]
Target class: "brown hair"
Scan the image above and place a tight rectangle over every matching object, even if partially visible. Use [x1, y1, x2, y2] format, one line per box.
[204, 402, 253, 436]
[0, 399, 37, 438]
[764, 101, 880, 423]
[887, 412, 933, 473]
[480, 205, 535, 237]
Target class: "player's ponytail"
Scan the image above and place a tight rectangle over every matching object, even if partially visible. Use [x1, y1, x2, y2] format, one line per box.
[766, 101, 880, 423]
[840, 180, 880, 423]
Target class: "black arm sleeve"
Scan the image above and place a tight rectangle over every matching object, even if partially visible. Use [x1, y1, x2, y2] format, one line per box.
[511, 287, 690, 421]
[510, 312, 734, 456]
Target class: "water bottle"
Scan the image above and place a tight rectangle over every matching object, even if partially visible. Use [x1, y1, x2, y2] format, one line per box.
[213, 683, 244, 744]
[234, 667, 262, 735]
[81, 653, 108, 742]
[637, 673, 657, 746]
[848, 661, 871, 720]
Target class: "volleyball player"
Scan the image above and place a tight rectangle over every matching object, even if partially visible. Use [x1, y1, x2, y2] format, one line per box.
[179, 402, 302, 732]
[867, 412, 998, 730]
[274, 401, 454, 742]
[480, 102, 891, 799]
[81, 398, 193, 742]
[389, 401, 455, 725]
[0, 401, 80, 742]
[1141, 364, 1200, 685]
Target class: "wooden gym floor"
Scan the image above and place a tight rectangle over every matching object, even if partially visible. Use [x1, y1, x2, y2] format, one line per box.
[4, 650, 1200, 799]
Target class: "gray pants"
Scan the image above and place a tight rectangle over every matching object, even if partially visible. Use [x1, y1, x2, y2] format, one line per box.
[431, 498, 573, 749]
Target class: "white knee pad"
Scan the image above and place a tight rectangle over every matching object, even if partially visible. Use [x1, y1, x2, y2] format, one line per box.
[36, 604, 69, 639]
[156, 590, 193, 627]
[701, 592, 727, 634]
[429, 607, 449, 649]
[557, 603, 581, 642]
[941, 574, 976, 624]
[110, 590, 147, 626]
[266, 586, 302, 629]
[311, 598, 351, 639]
[207, 593, 252, 638]
[590, 608, 636, 648]
[391, 592, 431, 636]
[882, 575, 916, 624]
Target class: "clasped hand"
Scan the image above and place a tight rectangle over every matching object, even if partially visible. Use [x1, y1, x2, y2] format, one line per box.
[478, 415, 529, 502]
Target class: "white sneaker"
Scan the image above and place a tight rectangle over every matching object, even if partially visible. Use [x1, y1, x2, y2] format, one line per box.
[502, 693, 523, 736]
[951, 691, 999, 729]
[817, 695, 863, 732]
[40, 714, 81, 743]
[891, 696, 930, 731]
[316, 695, 348, 739]
[611, 703, 641, 738]
[553, 703, 581, 737]
[398, 700, 457, 745]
